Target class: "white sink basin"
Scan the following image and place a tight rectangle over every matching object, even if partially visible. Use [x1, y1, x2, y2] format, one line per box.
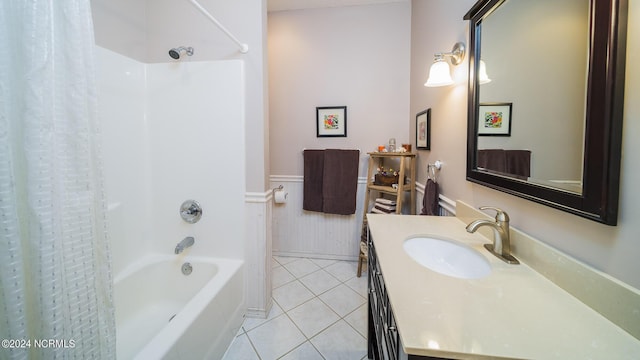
[403, 236, 491, 279]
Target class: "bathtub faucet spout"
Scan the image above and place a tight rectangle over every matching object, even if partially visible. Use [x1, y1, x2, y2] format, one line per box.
[175, 236, 195, 254]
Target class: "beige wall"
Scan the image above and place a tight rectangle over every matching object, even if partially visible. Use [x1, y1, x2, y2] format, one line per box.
[91, 0, 147, 61]
[268, 2, 411, 177]
[410, 0, 640, 289]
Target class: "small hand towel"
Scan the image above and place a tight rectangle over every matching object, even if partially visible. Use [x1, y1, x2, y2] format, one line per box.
[420, 178, 439, 216]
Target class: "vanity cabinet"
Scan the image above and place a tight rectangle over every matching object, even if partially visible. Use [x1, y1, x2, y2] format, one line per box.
[367, 236, 398, 360]
[367, 234, 451, 360]
[366, 214, 640, 359]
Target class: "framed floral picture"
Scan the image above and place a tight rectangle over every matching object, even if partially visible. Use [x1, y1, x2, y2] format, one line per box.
[416, 108, 431, 150]
[316, 106, 347, 137]
[478, 103, 512, 136]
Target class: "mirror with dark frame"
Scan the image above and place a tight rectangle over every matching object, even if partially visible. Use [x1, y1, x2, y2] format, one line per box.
[464, 0, 628, 225]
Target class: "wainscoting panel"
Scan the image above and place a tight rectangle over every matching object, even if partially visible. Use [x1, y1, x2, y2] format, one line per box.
[270, 176, 367, 260]
[245, 191, 273, 318]
[270, 177, 455, 261]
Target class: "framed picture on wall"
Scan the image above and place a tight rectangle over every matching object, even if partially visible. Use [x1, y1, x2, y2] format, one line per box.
[416, 108, 431, 150]
[478, 103, 512, 136]
[316, 106, 347, 137]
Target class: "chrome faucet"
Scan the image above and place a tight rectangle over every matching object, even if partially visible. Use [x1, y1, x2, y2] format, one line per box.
[465, 207, 519, 264]
[175, 236, 195, 254]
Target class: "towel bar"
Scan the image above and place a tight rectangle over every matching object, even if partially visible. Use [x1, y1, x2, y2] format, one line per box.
[302, 148, 361, 153]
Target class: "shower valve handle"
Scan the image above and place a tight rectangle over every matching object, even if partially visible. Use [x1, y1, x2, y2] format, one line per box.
[180, 200, 202, 224]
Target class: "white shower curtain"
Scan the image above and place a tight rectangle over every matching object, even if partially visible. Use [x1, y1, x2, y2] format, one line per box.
[0, 1, 115, 359]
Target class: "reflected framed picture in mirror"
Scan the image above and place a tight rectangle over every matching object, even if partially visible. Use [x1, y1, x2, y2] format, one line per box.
[478, 103, 512, 136]
[416, 109, 431, 150]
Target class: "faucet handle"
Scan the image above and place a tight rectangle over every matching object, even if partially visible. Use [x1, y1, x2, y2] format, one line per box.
[479, 206, 510, 222]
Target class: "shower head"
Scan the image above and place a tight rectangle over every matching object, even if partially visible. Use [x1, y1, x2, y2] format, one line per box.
[168, 46, 194, 60]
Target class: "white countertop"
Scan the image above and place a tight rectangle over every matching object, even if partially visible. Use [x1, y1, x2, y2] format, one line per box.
[367, 214, 640, 359]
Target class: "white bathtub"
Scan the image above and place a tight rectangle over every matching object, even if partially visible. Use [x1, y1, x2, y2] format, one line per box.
[114, 255, 244, 359]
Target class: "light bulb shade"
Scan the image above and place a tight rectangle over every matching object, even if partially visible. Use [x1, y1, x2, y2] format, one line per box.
[424, 60, 454, 87]
[479, 60, 491, 84]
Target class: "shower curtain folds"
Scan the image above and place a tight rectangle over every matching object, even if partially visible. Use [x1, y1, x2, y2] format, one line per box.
[0, 1, 115, 359]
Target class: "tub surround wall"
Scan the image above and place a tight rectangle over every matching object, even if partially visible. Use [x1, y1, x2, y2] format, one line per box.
[97, 48, 150, 273]
[92, 0, 268, 189]
[98, 46, 245, 274]
[98, 46, 247, 356]
[410, 0, 640, 289]
[142, 0, 269, 194]
[93, 0, 271, 319]
[145, 60, 245, 258]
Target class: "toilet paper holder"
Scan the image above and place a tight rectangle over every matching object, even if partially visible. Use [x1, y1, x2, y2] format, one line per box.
[273, 185, 288, 204]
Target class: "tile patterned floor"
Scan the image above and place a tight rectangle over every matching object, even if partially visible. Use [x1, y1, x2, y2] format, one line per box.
[222, 256, 369, 360]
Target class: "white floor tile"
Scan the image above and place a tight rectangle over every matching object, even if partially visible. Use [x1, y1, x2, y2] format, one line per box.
[242, 301, 284, 332]
[344, 303, 368, 338]
[309, 258, 338, 268]
[272, 280, 315, 311]
[344, 274, 368, 298]
[235, 325, 245, 337]
[272, 265, 295, 289]
[279, 341, 324, 360]
[283, 258, 321, 278]
[273, 255, 299, 265]
[299, 269, 341, 295]
[318, 284, 366, 317]
[287, 298, 340, 337]
[224, 254, 370, 359]
[324, 261, 359, 282]
[221, 333, 260, 360]
[246, 314, 306, 360]
[311, 320, 367, 360]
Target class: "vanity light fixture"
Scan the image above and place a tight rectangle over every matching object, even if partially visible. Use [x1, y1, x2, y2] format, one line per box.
[424, 42, 466, 87]
[478, 60, 492, 84]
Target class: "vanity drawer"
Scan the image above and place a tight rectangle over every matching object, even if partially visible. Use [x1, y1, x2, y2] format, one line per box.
[368, 237, 398, 360]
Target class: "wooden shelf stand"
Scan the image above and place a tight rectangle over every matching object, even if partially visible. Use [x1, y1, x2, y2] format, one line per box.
[363, 152, 416, 215]
[357, 152, 416, 277]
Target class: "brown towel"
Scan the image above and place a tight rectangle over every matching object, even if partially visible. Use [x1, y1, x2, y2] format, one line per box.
[322, 149, 360, 215]
[505, 150, 531, 178]
[420, 178, 439, 215]
[303, 150, 324, 212]
[477, 149, 506, 173]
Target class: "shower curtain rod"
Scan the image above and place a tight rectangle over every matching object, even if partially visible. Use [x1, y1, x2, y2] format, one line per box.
[189, 0, 249, 54]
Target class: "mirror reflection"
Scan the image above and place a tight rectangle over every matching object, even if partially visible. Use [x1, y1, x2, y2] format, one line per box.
[476, 0, 590, 194]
